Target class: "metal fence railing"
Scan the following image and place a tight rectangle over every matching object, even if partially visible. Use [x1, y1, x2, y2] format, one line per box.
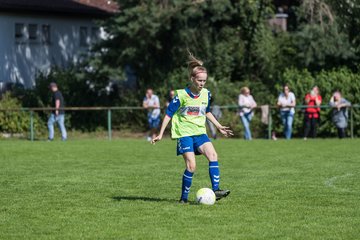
[212, 104, 359, 140]
[266, 105, 359, 140]
[0, 104, 358, 141]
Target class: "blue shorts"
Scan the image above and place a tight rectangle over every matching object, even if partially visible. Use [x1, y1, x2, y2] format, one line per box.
[176, 134, 211, 156]
[148, 116, 160, 129]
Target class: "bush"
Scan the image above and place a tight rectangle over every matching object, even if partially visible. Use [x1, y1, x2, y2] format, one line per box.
[0, 92, 45, 137]
[12, 65, 149, 132]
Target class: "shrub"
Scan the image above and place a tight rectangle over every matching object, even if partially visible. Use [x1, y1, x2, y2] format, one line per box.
[0, 92, 45, 137]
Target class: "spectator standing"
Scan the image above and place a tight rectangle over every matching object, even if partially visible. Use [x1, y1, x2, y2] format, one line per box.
[303, 86, 322, 139]
[329, 91, 351, 139]
[48, 82, 67, 141]
[166, 90, 175, 107]
[277, 84, 296, 139]
[206, 97, 222, 139]
[143, 88, 161, 141]
[238, 87, 257, 140]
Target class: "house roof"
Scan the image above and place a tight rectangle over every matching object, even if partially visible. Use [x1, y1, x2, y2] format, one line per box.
[0, 0, 119, 17]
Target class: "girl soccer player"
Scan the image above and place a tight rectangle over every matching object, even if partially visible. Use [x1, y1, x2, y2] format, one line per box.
[151, 53, 233, 203]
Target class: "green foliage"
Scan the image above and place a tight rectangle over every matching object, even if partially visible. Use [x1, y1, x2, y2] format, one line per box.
[327, 0, 360, 55]
[12, 65, 148, 132]
[0, 92, 44, 136]
[99, 0, 274, 86]
[294, 24, 356, 70]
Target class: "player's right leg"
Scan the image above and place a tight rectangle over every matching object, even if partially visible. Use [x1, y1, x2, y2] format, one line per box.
[47, 114, 55, 141]
[177, 136, 196, 203]
[179, 152, 196, 203]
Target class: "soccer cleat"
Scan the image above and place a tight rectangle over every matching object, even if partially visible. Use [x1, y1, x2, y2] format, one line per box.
[179, 199, 189, 204]
[214, 189, 230, 201]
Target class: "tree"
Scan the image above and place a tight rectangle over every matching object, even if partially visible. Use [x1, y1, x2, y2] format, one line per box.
[97, 0, 276, 87]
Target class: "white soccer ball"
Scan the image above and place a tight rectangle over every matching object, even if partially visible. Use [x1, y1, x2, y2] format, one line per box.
[196, 188, 216, 205]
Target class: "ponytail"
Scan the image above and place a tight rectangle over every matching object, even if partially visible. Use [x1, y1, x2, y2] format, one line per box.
[187, 50, 207, 79]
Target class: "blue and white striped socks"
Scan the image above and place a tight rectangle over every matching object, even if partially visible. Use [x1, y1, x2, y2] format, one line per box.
[181, 169, 193, 200]
[209, 161, 220, 191]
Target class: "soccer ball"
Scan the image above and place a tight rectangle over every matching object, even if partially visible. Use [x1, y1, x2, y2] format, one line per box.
[196, 188, 216, 205]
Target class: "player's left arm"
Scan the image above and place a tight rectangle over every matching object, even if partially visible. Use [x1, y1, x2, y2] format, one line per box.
[290, 94, 296, 107]
[251, 95, 257, 109]
[205, 91, 233, 137]
[206, 112, 233, 137]
[337, 99, 351, 109]
[142, 98, 148, 109]
[315, 95, 322, 106]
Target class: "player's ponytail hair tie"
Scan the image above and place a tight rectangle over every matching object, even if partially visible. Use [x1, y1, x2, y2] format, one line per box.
[187, 50, 207, 78]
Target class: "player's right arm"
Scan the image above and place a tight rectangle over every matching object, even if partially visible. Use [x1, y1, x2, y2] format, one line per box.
[151, 95, 180, 144]
[142, 97, 148, 109]
[151, 115, 171, 144]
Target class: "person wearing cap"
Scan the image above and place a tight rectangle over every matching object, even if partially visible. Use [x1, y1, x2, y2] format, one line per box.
[48, 82, 67, 141]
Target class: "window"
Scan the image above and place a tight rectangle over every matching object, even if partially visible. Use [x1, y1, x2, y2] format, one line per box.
[15, 23, 25, 39]
[29, 24, 38, 40]
[80, 26, 88, 47]
[42, 24, 51, 44]
[91, 27, 100, 44]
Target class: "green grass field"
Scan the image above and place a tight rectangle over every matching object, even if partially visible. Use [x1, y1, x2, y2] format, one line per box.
[1, 138, 359, 239]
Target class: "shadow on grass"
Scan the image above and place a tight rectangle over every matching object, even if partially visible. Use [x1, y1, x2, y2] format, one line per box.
[111, 196, 176, 203]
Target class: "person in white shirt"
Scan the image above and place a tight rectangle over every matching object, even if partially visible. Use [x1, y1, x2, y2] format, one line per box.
[143, 88, 161, 141]
[238, 87, 257, 140]
[277, 84, 296, 139]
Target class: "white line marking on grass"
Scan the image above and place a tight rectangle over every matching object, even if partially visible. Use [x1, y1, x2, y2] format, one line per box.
[324, 173, 354, 192]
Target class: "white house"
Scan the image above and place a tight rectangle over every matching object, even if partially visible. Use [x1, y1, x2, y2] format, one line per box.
[0, 0, 117, 91]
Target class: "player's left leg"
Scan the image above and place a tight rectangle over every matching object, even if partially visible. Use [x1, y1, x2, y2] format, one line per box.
[198, 141, 230, 200]
[56, 114, 67, 141]
[47, 114, 55, 141]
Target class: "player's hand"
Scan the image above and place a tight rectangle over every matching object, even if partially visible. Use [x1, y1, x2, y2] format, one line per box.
[151, 135, 162, 144]
[218, 126, 234, 137]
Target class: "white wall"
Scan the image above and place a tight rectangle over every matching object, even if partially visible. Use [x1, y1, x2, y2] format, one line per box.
[0, 13, 102, 89]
